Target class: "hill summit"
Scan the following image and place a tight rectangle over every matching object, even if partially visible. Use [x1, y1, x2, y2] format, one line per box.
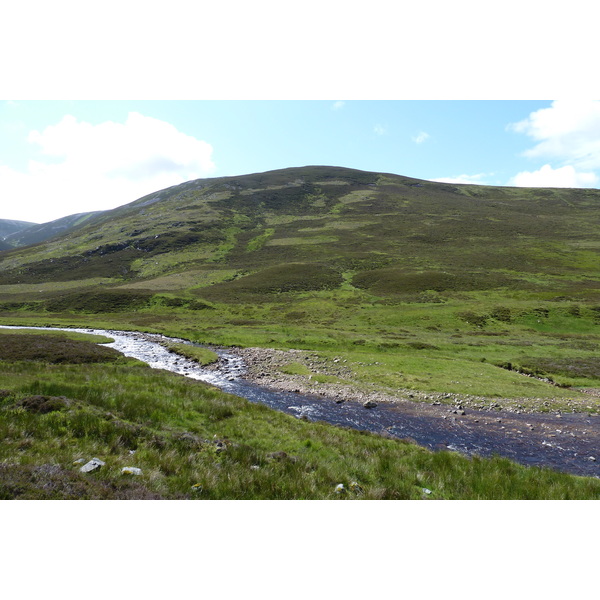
[1, 165, 600, 308]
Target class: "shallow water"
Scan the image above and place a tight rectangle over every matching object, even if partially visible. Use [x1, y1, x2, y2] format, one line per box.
[3, 325, 600, 478]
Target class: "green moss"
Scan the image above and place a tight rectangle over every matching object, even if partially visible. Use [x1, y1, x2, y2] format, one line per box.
[247, 228, 275, 251]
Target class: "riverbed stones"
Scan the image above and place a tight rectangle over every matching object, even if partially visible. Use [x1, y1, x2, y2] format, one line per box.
[80, 458, 105, 473]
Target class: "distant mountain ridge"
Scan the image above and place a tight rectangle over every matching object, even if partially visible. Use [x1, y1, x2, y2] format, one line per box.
[0, 219, 37, 240]
[1, 212, 102, 249]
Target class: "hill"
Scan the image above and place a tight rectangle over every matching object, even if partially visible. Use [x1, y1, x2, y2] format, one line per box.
[2, 165, 600, 295]
[2, 211, 102, 248]
[0, 218, 37, 241]
[2, 165, 600, 408]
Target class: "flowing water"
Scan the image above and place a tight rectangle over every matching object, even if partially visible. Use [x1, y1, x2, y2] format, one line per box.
[3, 325, 600, 478]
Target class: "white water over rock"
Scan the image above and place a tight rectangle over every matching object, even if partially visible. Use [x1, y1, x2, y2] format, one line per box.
[0, 325, 245, 389]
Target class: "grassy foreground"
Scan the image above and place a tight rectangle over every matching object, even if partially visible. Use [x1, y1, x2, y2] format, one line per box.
[1, 330, 600, 500]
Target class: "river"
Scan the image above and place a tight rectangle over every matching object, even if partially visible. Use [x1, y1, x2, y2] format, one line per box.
[2, 325, 600, 478]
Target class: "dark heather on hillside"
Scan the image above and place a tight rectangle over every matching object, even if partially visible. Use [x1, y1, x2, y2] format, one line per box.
[0, 166, 599, 305]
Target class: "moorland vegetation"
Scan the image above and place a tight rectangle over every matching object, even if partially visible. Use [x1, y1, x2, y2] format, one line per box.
[2, 166, 600, 498]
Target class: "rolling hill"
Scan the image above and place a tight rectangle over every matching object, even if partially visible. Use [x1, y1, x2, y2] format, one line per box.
[1, 211, 101, 249]
[1, 165, 600, 305]
[0, 219, 37, 243]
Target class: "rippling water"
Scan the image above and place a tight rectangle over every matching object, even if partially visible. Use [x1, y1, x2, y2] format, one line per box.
[3, 325, 600, 478]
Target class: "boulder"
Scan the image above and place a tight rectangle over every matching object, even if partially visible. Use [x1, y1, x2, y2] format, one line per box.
[79, 458, 105, 473]
[363, 400, 377, 409]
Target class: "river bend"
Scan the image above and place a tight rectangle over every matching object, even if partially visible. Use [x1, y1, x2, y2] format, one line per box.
[3, 325, 600, 479]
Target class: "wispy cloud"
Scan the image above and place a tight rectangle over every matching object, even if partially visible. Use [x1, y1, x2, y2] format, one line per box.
[373, 124, 387, 136]
[332, 101, 345, 111]
[433, 173, 493, 185]
[412, 131, 430, 144]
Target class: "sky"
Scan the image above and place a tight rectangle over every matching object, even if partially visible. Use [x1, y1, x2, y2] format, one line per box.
[2, 0, 599, 587]
[2, 99, 600, 223]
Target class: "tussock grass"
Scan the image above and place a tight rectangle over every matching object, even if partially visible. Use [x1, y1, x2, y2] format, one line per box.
[161, 342, 219, 366]
[1, 332, 600, 499]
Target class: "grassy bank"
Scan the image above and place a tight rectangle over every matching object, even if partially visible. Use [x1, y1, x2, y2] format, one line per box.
[3, 289, 600, 413]
[1, 330, 600, 499]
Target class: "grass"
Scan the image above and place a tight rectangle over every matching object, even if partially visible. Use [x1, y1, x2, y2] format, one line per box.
[3, 294, 600, 412]
[0, 331, 121, 364]
[160, 342, 219, 366]
[1, 331, 600, 499]
[3, 166, 600, 497]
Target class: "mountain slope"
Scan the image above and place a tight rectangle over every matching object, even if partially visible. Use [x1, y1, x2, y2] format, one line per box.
[1, 165, 600, 305]
[0, 219, 37, 241]
[3, 211, 102, 248]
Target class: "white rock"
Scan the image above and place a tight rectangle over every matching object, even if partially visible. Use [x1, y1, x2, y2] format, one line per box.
[80, 458, 105, 473]
[121, 467, 143, 475]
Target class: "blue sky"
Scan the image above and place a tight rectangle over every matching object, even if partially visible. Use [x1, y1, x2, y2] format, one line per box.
[2, 99, 600, 223]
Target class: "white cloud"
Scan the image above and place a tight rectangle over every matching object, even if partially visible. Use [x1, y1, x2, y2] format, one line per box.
[433, 173, 493, 185]
[0, 112, 215, 223]
[509, 164, 599, 188]
[332, 101, 345, 110]
[373, 124, 387, 136]
[508, 100, 600, 172]
[412, 131, 430, 144]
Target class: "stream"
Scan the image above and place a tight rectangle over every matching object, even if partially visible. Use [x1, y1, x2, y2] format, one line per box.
[3, 325, 600, 479]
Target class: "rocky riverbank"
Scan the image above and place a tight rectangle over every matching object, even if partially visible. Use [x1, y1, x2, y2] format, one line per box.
[210, 346, 600, 477]
[225, 346, 599, 416]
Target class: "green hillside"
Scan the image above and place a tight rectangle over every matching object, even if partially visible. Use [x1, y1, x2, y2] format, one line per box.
[2, 165, 600, 408]
[2, 211, 101, 248]
[0, 219, 37, 240]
